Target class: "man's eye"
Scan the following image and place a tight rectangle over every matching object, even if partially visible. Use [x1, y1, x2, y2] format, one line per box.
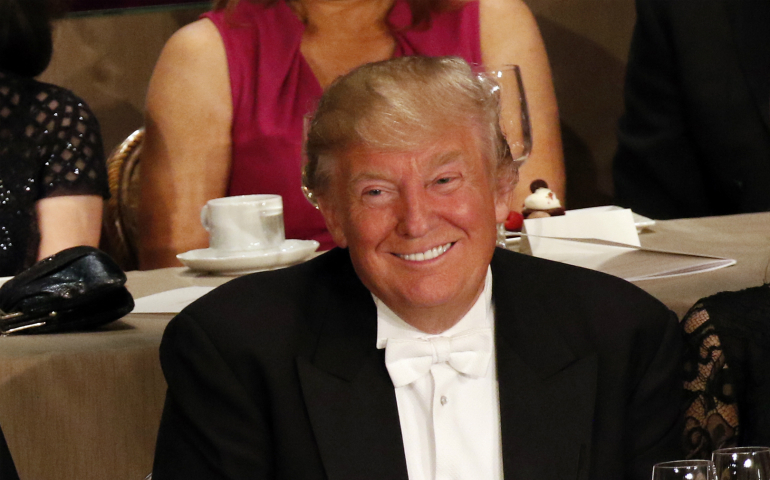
[365, 189, 382, 196]
[436, 177, 453, 185]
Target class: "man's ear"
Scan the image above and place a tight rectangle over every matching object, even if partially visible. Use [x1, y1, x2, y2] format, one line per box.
[317, 195, 348, 248]
[494, 166, 517, 223]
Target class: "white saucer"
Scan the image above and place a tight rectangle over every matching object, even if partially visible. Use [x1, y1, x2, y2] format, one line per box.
[177, 239, 320, 275]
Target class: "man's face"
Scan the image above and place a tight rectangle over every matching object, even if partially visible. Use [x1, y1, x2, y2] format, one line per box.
[318, 129, 509, 330]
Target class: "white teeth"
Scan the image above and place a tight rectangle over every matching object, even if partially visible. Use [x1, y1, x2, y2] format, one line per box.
[398, 243, 452, 262]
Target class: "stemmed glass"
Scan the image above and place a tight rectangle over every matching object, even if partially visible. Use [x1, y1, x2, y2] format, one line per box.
[300, 114, 317, 208]
[482, 64, 533, 168]
[711, 447, 770, 480]
[652, 460, 716, 480]
[480, 65, 533, 247]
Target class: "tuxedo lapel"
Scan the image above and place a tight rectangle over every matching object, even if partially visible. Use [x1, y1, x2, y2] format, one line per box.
[491, 251, 597, 480]
[723, 0, 770, 134]
[297, 250, 408, 480]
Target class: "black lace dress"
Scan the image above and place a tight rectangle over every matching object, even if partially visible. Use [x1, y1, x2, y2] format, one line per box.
[682, 284, 770, 458]
[0, 70, 109, 276]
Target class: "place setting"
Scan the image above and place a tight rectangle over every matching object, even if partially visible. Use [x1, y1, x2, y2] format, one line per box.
[480, 63, 728, 282]
[176, 194, 319, 275]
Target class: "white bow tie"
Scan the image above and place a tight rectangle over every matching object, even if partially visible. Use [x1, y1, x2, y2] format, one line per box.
[384, 328, 493, 387]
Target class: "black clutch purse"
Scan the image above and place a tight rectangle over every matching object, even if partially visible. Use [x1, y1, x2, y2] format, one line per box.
[0, 246, 134, 335]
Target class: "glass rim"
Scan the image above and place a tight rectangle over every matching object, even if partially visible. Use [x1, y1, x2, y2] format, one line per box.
[712, 446, 770, 455]
[654, 459, 714, 468]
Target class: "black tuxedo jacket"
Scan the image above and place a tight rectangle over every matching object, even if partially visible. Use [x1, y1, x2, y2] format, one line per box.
[153, 248, 683, 480]
[613, 0, 770, 219]
[0, 423, 18, 480]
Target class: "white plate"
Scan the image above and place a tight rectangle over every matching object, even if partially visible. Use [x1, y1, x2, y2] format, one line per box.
[177, 239, 320, 275]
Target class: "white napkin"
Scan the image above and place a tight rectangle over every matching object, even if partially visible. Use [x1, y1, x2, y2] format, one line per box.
[524, 208, 640, 268]
[133, 286, 216, 314]
[522, 207, 735, 281]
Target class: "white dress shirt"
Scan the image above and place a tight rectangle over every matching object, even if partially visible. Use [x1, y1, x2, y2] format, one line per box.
[375, 268, 503, 480]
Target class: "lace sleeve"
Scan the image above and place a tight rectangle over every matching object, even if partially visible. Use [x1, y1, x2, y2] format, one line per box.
[31, 85, 109, 199]
[681, 304, 739, 459]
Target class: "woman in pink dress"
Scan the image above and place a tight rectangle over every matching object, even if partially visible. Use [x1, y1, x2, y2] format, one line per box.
[139, 0, 564, 269]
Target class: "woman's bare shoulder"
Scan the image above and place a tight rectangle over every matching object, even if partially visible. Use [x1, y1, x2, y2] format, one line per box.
[147, 17, 229, 112]
[160, 18, 225, 65]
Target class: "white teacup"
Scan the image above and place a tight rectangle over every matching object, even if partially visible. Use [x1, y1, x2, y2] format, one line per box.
[200, 194, 285, 253]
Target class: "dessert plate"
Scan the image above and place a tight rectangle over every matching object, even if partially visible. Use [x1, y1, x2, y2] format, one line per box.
[177, 239, 320, 275]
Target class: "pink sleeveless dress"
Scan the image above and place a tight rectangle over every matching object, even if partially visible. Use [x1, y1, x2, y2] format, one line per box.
[203, 1, 482, 250]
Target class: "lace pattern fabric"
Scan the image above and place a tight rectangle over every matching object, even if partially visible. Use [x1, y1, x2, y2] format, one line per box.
[0, 70, 108, 276]
[682, 304, 739, 459]
[682, 284, 770, 458]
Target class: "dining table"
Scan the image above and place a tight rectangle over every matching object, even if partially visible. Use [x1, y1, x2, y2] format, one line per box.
[0, 211, 769, 480]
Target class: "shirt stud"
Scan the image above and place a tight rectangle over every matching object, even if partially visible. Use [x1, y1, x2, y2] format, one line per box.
[440, 395, 448, 405]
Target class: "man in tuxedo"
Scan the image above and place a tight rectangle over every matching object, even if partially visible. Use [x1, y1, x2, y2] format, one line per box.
[153, 56, 682, 480]
[613, 0, 770, 219]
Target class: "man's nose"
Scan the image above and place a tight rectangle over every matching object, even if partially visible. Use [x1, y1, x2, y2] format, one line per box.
[396, 189, 432, 238]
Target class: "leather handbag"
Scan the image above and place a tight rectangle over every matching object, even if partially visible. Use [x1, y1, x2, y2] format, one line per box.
[0, 246, 134, 335]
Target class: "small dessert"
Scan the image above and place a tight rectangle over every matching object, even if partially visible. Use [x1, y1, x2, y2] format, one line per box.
[522, 180, 565, 219]
[504, 211, 524, 231]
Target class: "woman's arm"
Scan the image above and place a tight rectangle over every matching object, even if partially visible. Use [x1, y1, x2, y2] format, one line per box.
[36, 195, 103, 260]
[479, 0, 566, 210]
[139, 18, 233, 270]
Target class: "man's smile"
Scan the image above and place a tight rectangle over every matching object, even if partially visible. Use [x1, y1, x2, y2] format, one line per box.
[394, 242, 454, 262]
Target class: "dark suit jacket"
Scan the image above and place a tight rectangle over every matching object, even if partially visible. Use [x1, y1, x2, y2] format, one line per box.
[613, 0, 770, 219]
[0, 423, 19, 480]
[153, 248, 683, 480]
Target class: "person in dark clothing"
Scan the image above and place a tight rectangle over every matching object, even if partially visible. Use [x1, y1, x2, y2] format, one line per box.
[613, 0, 770, 219]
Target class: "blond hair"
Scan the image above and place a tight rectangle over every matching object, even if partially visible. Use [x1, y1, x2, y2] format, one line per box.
[303, 56, 513, 202]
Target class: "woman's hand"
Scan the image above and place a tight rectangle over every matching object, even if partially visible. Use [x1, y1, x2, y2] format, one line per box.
[139, 18, 233, 270]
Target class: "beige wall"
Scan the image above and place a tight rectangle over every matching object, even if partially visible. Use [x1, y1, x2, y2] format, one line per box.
[38, 7, 206, 156]
[37, 0, 636, 207]
[529, 0, 636, 206]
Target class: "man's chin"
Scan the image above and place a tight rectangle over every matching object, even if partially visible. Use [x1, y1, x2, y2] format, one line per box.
[385, 282, 479, 319]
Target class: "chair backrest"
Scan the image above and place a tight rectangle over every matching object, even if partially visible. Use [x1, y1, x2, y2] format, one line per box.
[101, 128, 143, 271]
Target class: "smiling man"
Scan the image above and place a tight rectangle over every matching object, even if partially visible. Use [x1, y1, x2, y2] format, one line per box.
[153, 56, 683, 480]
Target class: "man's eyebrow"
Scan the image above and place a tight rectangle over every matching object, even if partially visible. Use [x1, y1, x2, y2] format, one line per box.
[348, 149, 467, 185]
[350, 170, 390, 184]
[430, 150, 465, 168]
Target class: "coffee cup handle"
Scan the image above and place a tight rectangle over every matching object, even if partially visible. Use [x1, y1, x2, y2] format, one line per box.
[200, 205, 211, 232]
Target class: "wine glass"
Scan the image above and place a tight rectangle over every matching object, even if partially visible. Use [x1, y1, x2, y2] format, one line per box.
[652, 460, 716, 480]
[483, 64, 533, 168]
[712, 447, 770, 480]
[300, 113, 319, 209]
[480, 65, 533, 247]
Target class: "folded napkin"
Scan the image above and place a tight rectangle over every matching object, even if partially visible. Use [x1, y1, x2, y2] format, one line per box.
[522, 207, 735, 281]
